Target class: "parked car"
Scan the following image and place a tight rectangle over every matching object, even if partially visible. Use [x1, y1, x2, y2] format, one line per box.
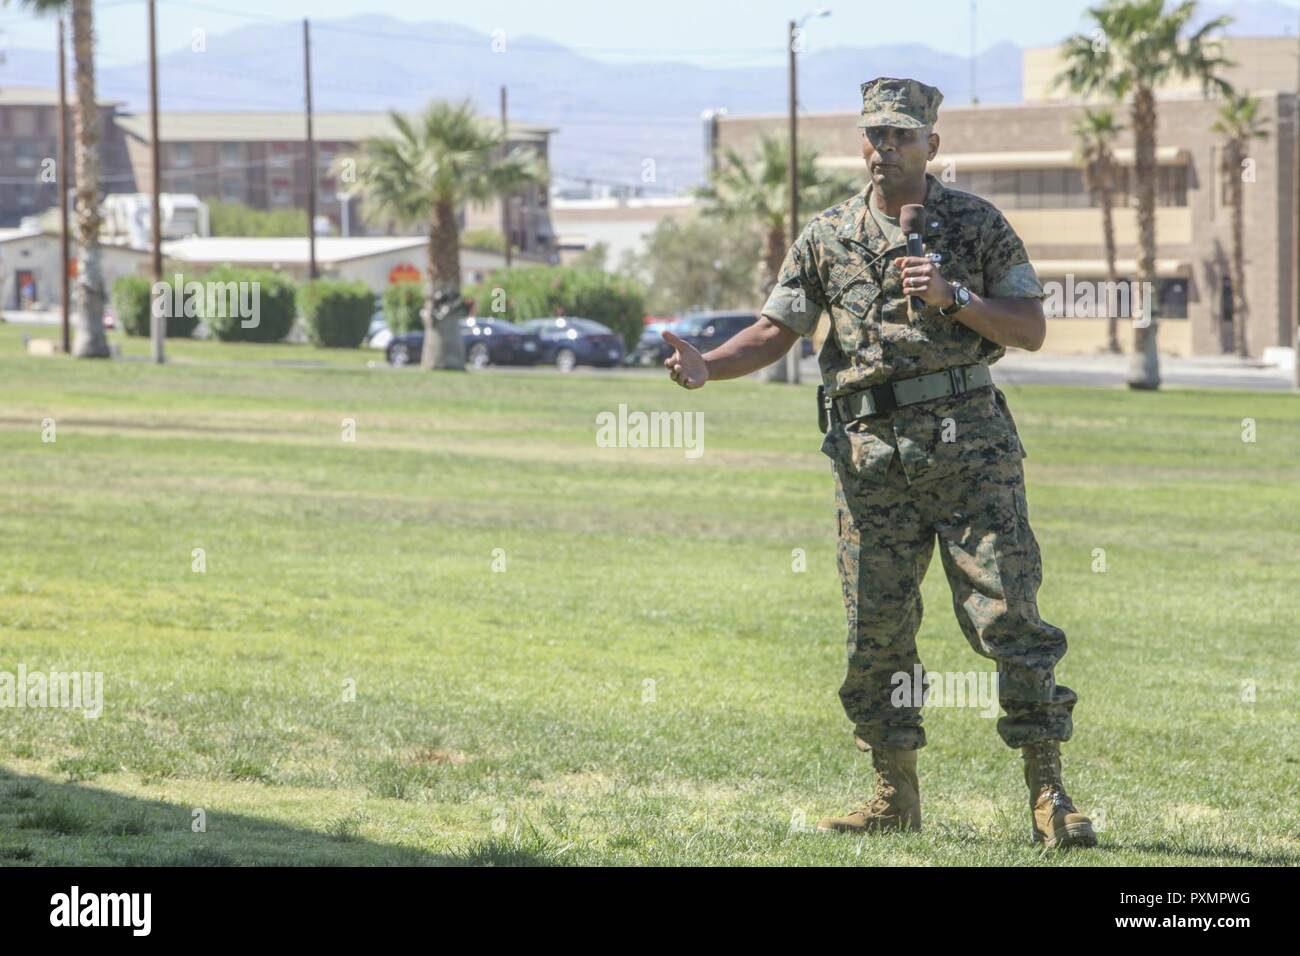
[519, 317, 624, 372]
[625, 320, 677, 366]
[671, 311, 759, 352]
[385, 318, 540, 368]
[627, 310, 815, 366]
[365, 313, 391, 350]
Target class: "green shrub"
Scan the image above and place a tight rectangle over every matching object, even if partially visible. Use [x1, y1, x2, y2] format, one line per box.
[110, 274, 202, 338]
[201, 267, 297, 343]
[297, 279, 374, 348]
[466, 267, 646, 350]
[382, 281, 425, 334]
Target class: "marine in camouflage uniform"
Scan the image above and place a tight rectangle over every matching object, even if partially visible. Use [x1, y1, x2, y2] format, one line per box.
[758, 77, 1095, 847]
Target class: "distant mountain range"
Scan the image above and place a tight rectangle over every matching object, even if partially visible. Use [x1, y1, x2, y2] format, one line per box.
[0, 2, 1295, 195]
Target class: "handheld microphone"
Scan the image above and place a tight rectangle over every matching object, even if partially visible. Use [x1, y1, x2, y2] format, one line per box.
[900, 204, 925, 316]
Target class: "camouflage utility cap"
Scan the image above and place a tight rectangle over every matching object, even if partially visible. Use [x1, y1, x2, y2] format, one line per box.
[856, 77, 943, 129]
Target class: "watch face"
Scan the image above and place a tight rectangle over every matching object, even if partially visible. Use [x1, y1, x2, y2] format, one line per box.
[956, 286, 971, 305]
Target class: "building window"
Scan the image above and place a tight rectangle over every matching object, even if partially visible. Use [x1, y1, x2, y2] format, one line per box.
[15, 183, 39, 210]
[172, 143, 193, 167]
[222, 142, 242, 165]
[221, 178, 242, 202]
[1158, 278, 1189, 318]
[959, 163, 1184, 209]
[14, 141, 38, 170]
[1062, 168, 1090, 208]
[172, 177, 195, 194]
[1157, 165, 1187, 207]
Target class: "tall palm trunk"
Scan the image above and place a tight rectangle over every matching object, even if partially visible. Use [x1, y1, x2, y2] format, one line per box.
[71, 0, 108, 358]
[1225, 139, 1247, 357]
[1097, 160, 1122, 354]
[1128, 86, 1160, 389]
[422, 198, 465, 371]
[762, 221, 789, 382]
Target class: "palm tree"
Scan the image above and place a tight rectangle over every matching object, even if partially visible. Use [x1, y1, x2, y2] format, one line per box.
[8, 0, 109, 356]
[1210, 91, 1268, 357]
[1055, 0, 1233, 389]
[1072, 107, 1125, 353]
[694, 134, 855, 380]
[344, 100, 545, 370]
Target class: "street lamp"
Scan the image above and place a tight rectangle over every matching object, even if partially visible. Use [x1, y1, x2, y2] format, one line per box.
[784, 7, 831, 384]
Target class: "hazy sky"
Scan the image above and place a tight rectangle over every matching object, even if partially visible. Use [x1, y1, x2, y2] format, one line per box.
[0, 0, 1296, 68]
[0, 0, 1286, 68]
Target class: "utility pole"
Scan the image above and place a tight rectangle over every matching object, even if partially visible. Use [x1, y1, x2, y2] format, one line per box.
[57, 14, 70, 355]
[148, 0, 164, 362]
[501, 85, 512, 268]
[303, 18, 318, 280]
[786, 18, 801, 385]
[970, 1, 979, 105]
[779, 10, 830, 384]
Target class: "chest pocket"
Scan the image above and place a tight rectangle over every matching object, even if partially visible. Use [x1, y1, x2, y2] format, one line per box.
[826, 262, 880, 354]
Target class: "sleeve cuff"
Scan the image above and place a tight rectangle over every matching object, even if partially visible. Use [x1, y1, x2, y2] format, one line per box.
[761, 285, 821, 337]
[986, 261, 1046, 300]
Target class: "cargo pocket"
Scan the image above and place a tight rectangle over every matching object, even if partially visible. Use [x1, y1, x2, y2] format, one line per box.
[993, 386, 1028, 461]
[826, 268, 879, 356]
[1003, 472, 1039, 606]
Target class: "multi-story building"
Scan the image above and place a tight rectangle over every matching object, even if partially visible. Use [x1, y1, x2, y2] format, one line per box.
[711, 37, 1299, 358]
[0, 85, 134, 227]
[111, 110, 557, 259]
[0, 91, 556, 261]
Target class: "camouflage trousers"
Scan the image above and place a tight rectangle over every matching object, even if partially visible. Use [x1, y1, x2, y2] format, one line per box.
[832, 452, 1076, 751]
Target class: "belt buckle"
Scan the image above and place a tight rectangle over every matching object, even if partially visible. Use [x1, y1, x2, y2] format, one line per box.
[875, 381, 899, 415]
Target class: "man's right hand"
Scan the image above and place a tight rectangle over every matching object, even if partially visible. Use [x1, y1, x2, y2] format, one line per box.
[662, 331, 709, 389]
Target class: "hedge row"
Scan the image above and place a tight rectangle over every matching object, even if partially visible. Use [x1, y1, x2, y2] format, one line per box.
[111, 269, 358, 344]
[111, 264, 648, 348]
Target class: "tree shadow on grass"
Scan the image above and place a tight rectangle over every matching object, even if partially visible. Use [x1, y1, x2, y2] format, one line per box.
[0, 766, 556, 867]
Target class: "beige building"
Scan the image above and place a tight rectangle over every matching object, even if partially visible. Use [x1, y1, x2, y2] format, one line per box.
[550, 195, 699, 267]
[713, 37, 1299, 358]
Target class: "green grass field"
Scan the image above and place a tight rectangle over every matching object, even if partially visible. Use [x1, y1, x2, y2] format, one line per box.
[2, 323, 1298, 866]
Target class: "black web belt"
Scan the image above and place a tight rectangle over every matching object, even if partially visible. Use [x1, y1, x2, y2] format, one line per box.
[819, 361, 992, 430]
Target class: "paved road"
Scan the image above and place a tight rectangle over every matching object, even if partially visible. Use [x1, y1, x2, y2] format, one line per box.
[989, 351, 1296, 392]
[769, 352, 1296, 392]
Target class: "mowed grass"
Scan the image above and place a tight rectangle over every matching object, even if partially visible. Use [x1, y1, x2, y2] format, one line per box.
[1, 327, 1298, 866]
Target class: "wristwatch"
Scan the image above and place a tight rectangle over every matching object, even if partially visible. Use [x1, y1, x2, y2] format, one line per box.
[938, 281, 970, 316]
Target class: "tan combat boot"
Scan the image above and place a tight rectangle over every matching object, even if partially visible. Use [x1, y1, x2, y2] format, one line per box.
[1022, 740, 1097, 849]
[817, 746, 921, 834]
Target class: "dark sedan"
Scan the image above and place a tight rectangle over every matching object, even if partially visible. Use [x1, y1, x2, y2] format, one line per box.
[669, 311, 759, 354]
[519, 317, 625, 372]
[631, 310, 815, 363]
[385, 318, 540, 368]
[625, 319, 679, 367]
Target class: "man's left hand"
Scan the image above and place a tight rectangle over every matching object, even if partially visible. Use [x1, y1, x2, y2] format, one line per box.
[898, 256, 955, 309]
